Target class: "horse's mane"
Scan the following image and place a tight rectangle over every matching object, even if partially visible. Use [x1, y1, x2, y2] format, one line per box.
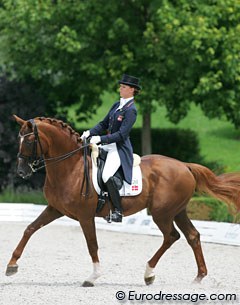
[35, 117, 82, 144]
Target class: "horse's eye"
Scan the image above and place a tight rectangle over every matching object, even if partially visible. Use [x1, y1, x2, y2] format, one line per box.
[24, 135, 34, 145]
[25, 140, 34, 146]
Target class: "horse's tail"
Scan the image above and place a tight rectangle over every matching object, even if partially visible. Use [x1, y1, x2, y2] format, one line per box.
[186, 162, 240, 211]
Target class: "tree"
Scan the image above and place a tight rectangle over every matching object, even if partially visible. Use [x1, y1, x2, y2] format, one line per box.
[0, 77, 46, 190]
[145, 0, 240, 128]
[100, 0, 240, 153]
[1, 0, 240, 156]
[0, 0, 110, 122]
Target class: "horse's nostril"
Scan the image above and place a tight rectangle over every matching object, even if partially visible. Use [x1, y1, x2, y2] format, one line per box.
[17, 167, 28, 177]
[18, 171, 31, 179]
[17, 170, 24, 177]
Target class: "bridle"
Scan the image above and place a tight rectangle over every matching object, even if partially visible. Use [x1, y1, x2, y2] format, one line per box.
[18, 119, 45, 173]
[18, 119, 91, 196]
[18, 119, 90, 173]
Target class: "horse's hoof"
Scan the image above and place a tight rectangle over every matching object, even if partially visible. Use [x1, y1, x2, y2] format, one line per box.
[193, 272, 206, 284]
[6, 264, 18, 276]
[192, 276, 203, 284]
[82, 281, 94, 287]
[144, 275, 155, 285]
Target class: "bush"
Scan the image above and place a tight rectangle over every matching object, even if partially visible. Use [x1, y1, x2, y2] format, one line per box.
[0, 77, 47, 191]
[79, 126, 224, 171]
[188, 196, 234, 223]
[131, 128, 209, 164]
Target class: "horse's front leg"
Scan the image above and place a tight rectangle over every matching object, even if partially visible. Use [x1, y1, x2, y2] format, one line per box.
[79, 218, 101, 287]
[6, 205, 63, 276]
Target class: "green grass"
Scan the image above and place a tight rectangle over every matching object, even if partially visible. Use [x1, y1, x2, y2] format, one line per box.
[69, 92, 240, 172]
[0, 187, 47, 205]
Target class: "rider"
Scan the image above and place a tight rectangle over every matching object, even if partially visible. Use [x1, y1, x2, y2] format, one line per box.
[81, 74, 141, 222]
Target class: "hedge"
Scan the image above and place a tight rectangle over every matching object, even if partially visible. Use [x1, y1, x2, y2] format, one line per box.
[130, 128, 202, 163]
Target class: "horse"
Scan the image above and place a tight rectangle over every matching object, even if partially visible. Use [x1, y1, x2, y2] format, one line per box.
[6, 115, 240, 287]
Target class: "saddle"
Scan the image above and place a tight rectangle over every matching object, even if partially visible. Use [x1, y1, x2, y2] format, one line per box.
[90, 144, 142, 212]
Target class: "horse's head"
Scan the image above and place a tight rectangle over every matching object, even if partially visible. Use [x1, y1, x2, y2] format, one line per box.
[14, 115, 45, 179]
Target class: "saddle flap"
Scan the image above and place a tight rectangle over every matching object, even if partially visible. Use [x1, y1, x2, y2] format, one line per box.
[133, 153, 141, 167]
[90, 144, 142, 197]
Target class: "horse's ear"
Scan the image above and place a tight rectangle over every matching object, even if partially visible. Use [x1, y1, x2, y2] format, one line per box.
[13, 114, 26, 126]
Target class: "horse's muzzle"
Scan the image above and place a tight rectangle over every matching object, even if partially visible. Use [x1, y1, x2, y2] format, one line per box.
[17, 169, 32, 179]
[17, 158, 33, 179]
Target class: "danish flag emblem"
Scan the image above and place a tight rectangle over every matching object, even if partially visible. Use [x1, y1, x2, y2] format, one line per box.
[132, 185, 139, 191]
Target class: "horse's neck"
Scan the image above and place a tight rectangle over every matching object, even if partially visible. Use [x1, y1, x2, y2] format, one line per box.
[40, 123, 83, 176]
[41, 124, 79, 157]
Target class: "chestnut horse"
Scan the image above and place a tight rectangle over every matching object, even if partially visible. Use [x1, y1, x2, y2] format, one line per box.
[6, 115, 240, 286]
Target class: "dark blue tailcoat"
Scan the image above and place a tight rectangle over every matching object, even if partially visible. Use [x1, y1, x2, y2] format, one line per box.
[90, 99, 137, 184]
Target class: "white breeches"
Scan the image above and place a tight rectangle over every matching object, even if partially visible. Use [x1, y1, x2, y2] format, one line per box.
[101, 143, 121, 183]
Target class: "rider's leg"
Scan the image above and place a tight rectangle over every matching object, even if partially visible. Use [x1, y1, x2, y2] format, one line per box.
[102, 144, 122, 222]
[105, 177, 122, 222]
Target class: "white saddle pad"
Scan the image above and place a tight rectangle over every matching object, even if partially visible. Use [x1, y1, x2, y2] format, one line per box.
[91, 152, 142, 197]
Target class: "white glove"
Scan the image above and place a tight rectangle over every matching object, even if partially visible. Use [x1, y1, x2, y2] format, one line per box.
[90, 136, 101, 144]
[80, 130, 90, 140]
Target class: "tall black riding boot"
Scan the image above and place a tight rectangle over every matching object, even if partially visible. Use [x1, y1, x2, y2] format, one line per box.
[105, 177, 122, 222]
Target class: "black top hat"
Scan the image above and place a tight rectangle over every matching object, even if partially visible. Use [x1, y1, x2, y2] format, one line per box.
[118, 74, 141, 90]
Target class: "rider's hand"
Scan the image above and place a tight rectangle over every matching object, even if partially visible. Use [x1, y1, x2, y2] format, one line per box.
[80, 130, 90, 140]
[90, 136, 101, 144]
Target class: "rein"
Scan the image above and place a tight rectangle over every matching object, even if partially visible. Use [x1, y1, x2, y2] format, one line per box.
[18, 119, 92, 197]
[81, 137, 91, 196]
[18, 119, 90, 173]
[35, 144, 90, 172]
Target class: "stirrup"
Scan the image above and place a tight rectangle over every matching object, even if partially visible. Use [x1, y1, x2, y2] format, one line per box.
[104, 209, 123, 223]
[104, 210, 112, 223]
[111, 209, 123, 222]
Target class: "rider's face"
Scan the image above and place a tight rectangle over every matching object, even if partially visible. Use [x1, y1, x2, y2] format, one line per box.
[119, 84, 134, 99]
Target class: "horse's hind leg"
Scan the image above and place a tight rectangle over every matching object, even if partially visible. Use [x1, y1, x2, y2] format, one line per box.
[174, 209, 207, 282]
[144, 217, 181, 285]
[6, 205, 63, 276]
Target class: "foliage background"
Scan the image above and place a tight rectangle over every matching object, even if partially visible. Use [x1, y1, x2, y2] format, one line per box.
[0, 0, 240, 222]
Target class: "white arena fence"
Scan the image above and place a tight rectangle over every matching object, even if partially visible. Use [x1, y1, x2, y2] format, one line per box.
[0, 203, 239, 246]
